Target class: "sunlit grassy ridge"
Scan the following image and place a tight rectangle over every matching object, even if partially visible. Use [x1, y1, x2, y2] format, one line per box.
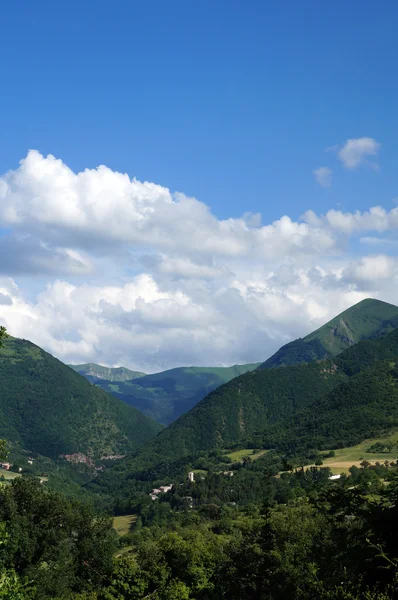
[259, 298, 398, 369]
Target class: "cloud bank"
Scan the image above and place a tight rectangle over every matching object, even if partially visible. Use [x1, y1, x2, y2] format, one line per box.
[0, 150, 397, 372]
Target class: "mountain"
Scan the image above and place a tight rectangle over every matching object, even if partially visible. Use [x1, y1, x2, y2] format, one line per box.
[0, 338, 162, 460]
[68, 363, 146, 382]
[266, 358, 398, 454]
[258, 298, 398, 370]
[92, 303, 398, 492]
[74, 363, 261, 424]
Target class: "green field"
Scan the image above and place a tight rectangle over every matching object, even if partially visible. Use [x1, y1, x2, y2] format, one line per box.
[324, 431, 398, 461]
[0, 469, 21, 481]
[113, 514, 137, 537]
[225, 448, 267, 462]
[310, 431, 398, 474]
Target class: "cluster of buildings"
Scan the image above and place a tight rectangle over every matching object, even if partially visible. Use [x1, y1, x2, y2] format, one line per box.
[0, 457, 34, 471]
[149, 483, 173, 501]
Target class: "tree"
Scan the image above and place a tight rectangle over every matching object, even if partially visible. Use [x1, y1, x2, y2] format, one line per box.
[0, 326, 8, 349]
[0, 441, 7, 463]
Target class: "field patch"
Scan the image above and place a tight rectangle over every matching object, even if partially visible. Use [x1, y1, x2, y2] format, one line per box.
[0, 469, 21, 481]
[323, 432, 398, 464]
[225, 448, 268, 462]
[113, 514, 137, 537]
[306, 431, 398, 474]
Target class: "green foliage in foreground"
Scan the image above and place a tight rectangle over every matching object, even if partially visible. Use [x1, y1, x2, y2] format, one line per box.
[3, 473, 398, 599]
[77, 363, 261, 425]
[0, 337, 162, 459]
[0, 478, 117, 599]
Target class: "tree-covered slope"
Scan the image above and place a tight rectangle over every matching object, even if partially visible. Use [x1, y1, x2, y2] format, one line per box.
[98, 326, 398, 488]
[0, 338, 162, 459]
[68, 363, 146, 383]
[258, 298, 398, 369]
[75, 363, 261, 425]
[267, 360, 398, 453]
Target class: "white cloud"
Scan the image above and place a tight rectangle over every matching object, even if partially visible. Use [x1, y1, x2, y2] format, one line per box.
[337, 137, 380, 169]
[0, 255, 397, 372]
[0, 150, 336, 265]
[0, 150, 398, 372]
[313, 167, 332, 187]
[301, 205, 398, 235]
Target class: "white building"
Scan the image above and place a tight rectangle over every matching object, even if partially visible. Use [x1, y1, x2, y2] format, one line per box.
[188, 471, 195, 482]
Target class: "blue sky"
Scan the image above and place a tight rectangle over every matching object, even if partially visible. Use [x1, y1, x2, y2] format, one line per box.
[0, 1, 398, 371]
[1, 1, 398, 221]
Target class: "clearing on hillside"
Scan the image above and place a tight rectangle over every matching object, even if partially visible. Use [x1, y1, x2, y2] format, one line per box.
[312, 431, 398, 474]
[0, 469, 21, 481]
[113, 514, 137, 537]
[224, 448, 268, 462]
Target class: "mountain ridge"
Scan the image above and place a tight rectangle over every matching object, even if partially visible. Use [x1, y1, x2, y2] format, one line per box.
[72, 362, 261, 424]
[258, 298, 398, 370]
[68, 363, 146, 382]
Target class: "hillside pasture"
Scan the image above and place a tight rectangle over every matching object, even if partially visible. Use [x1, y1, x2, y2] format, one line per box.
[315, 431, 398, 474]
[113, 514, 137, 537]
[224, 448, 268, 462]
[0, 469, 21, 481]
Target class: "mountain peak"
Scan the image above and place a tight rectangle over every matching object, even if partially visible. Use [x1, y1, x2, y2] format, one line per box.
[258, 297, 398, 370]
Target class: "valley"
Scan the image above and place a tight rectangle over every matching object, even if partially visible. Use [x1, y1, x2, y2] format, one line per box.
[3, 299, 398, 598]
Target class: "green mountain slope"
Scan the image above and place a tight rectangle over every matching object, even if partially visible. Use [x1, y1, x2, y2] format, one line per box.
[0, 338, 162, 459]
[266, 359, 398, 454]
[75, 363, 261, 424]
[258, 298, 398, 369]
[93, 315, 398, 494]
[68, 363, 146, 382]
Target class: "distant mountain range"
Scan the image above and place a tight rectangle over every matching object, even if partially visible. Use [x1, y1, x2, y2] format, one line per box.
[70, 363, 261, 424]
[0, 338, 162, 460]
[71, 298, 398, 426]
[69, 363, 146, 382]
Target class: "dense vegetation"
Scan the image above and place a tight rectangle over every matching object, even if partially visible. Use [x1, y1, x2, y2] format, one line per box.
[259, 297, 398, 369]
[0, 338, 162, 459]
[91, 326, 398, 498]
[5, 304, 398, 598]
[3, 466, 398, 598]
[74, 363, 260, 425]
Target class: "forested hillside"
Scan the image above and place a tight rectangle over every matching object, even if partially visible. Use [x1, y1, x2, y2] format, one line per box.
[93, 326, 398, 493]
[259, 298, 398, 369]
[73, 363, 260, 424]
[0, 338, 162, 459]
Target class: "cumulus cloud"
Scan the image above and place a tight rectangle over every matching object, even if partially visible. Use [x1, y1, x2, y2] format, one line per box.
[0, 233, 92, 275]
[1, 253, 397, 372]
[313, 167, 332, 187]
[301, 205, 398, 235]
[0, 150, 336, 265]
[337, 137, 380, 169]
[0, 270, 369, 372]
[0, 150, 397, 372]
